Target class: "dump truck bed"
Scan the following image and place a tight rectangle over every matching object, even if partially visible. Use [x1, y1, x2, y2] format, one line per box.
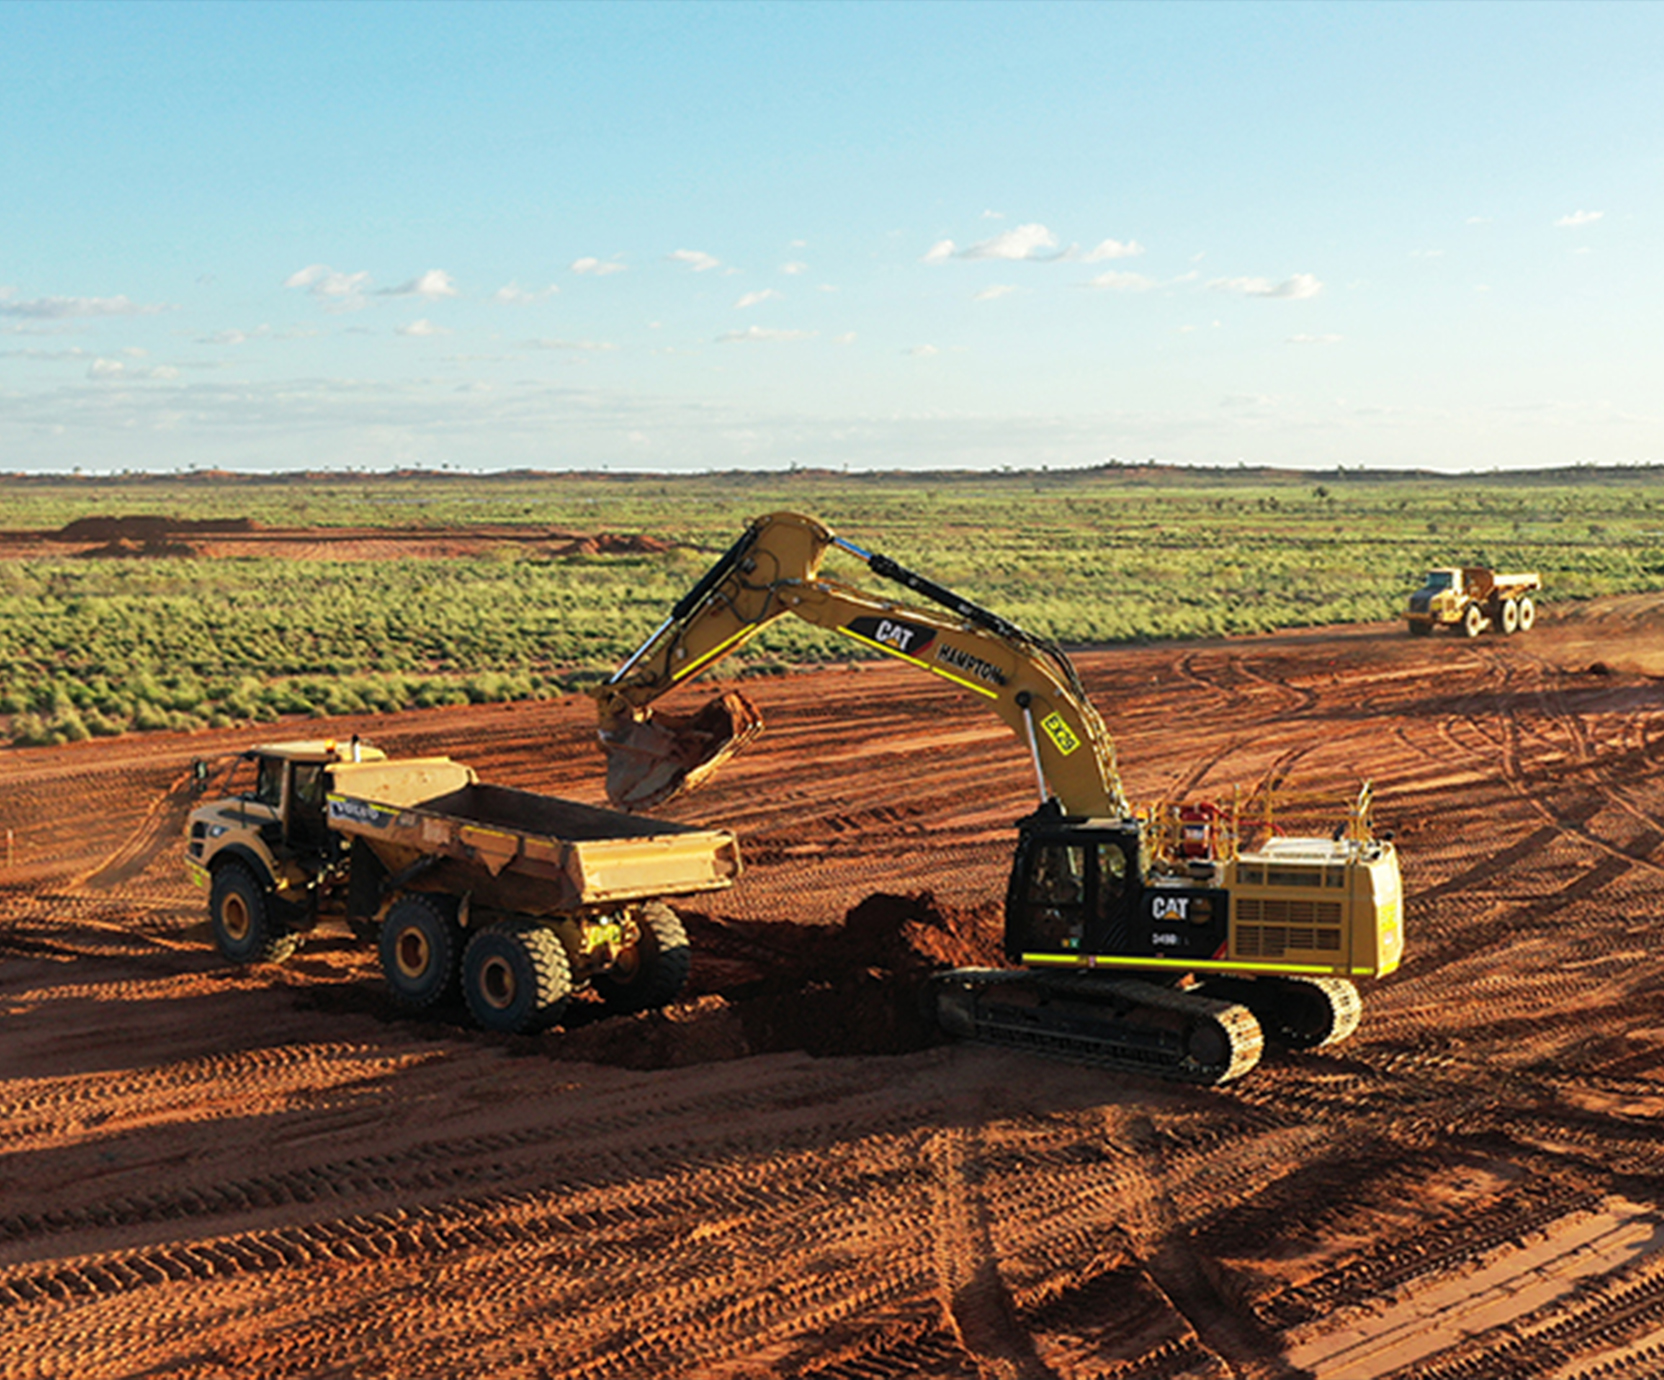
[327, 779, 741, 916]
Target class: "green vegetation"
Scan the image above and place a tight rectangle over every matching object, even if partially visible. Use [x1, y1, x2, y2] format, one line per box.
[4, 466, 1663, 746]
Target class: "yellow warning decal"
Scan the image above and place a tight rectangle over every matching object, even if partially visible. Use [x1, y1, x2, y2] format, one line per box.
[1039, 712, 1080, 756]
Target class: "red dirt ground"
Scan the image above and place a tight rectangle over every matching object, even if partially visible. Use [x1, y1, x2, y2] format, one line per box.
[5, 597, 1664, 1379]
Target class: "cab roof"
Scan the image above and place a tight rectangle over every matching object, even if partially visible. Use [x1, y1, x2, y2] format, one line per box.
[247, 740, 387, 764]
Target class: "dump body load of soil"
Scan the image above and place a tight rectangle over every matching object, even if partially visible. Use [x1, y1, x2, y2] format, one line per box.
[5, 598, 1664, 1379]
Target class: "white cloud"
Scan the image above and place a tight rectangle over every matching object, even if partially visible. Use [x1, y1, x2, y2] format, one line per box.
[396, 319, 450, 337]
[667, 249, 721, 272]
[284, 264, 372, 301]
[0, 294, 172, 319]
[1555, 209, 1604, 228]
[833, 332, 857, 344]
[1083, 238, 1145, 261]
[1288, 333, 1343, 345]
[716, 326, 815, 343]
[961, 223, 1061, 261]
[780, 261, 809, 275]
[907, 344, 939, 356]
[1089, 271, 1154, 292]
[734, 288, 783, 309]
[973, 285, 1017, 301]
[521, 337, 618, 352]
[0, 346, 89, 360]
[200, 326, 276, 345]
[1412, 249, 1445, 259]
[1211, 273, 1323, 300]
[493, 282, 557, 304]
[922, 239, 956, 264]
[571, 257, 627, 276]
[87, 358, 179, 380]
[981, 209, 1004, 220]
[381, 269, 458, 299]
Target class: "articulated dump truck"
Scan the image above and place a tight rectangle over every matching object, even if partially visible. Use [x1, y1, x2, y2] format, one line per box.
[184, 740, 740, 1032]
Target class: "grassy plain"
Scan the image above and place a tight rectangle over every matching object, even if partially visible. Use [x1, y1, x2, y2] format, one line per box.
[3, 465, 1663, 745]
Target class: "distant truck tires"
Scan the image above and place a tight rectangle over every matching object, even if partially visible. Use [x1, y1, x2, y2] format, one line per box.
[1463, 604, 1485, 638]
[593, 902, 693, 1015]
[379, 894, 463, 1011]
[209, 861, 299, 965]
[462, 920, 572, 1034]
[1516, 595, 1535, 632]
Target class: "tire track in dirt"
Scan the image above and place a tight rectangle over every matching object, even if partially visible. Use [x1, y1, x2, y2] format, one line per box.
[927, 1128, 1057, 1380]
[5, 604, 1664, 1379]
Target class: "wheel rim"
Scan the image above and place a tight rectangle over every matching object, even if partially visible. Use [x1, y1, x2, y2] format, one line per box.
[222, 893, 250, 942]
[396, 928, 432, 980]
[479, 954, 517, 1010]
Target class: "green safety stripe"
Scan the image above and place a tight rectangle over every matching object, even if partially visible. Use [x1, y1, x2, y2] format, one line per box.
[1022, 952, 1346, 976]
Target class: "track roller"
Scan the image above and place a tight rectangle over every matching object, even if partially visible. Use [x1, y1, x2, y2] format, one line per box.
[931, 968, 1264, 1085]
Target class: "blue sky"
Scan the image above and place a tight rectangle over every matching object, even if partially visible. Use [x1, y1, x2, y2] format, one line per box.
[2, 0, 1659, 474]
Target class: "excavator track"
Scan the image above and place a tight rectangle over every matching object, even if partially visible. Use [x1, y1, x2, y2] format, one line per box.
[1197, 974, 1362, 1050]
[930, 968, 1265, 1085]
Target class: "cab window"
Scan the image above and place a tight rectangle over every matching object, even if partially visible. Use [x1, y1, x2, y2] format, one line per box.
[1025, 844, 1086, 949]
[253, 756, 285, 807]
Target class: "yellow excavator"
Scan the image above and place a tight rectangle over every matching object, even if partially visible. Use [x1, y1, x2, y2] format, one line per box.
[591, 512, 1403, 1083]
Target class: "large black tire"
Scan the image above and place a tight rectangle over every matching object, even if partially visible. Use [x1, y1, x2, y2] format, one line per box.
[1462, 603, 1485, 638]
[378, 894, 463, 1011]
[1500, 598, 1520, 634]
[462, 920, 572, 1034]
[1516, 595, 1536, 631]
[209, 860, 297, 965]
[592, 902, 692, 1015]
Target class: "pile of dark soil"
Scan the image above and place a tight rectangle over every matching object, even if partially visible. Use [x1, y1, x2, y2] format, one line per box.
[75, 538, 199, 559]
[56, 515, 256, 541]
[540, 891, 1006, 1069]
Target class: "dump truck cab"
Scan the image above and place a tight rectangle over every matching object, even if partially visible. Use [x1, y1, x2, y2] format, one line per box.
[185, 739, 383, 896]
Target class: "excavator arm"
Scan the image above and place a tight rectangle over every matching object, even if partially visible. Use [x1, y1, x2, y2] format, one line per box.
[592, 512, 1129, 817]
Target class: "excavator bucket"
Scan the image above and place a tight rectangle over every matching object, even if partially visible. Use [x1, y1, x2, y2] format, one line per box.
[600, 691, 764, 812]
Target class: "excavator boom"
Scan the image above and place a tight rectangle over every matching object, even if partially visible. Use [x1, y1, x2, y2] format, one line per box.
[592, 512, 1127, 816]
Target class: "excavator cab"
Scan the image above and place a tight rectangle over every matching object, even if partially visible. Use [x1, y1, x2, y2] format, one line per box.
[1005, 814, 1232, 969]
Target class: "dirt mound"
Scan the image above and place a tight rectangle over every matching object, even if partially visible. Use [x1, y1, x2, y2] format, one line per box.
[548, 531, 673, 556]
[56, 515, 256, 542]
[74, 537, 199, 559]
[538, 891, 1005, 1069]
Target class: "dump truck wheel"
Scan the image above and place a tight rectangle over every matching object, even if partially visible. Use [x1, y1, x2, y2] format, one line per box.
[593, 902, 692, 1015]
[1462, 604, 1485, 637]
[209, 861, 297, 965]
[1500, 598, 1520, 634]
[462, 921, 571, 1034]
[379, 894, 462, 1011]
[1517, 595, 1536, 631]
